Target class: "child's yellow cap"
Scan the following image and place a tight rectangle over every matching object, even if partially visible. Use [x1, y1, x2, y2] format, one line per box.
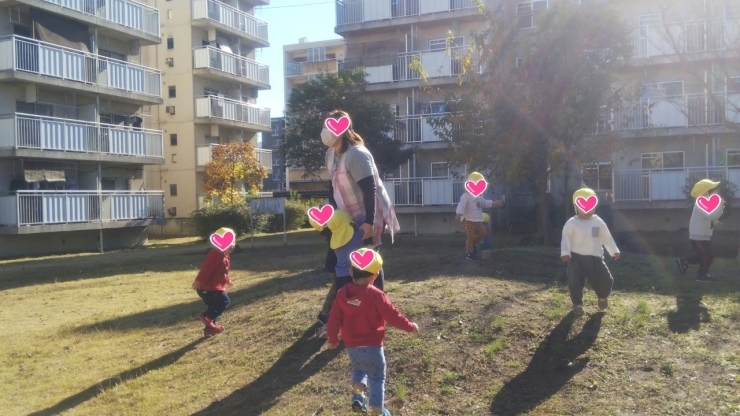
[350, 248, 383, 275]
[327, 210, 356, 249]
[690, 179, 720, 198]
[308, 216, 324, 232]
[468, 172, 485, 182]
[482, 213, 490, 224]
[572, 188, 596, 204]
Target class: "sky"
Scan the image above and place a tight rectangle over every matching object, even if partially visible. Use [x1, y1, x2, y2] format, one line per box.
[254, 0, 342, 119]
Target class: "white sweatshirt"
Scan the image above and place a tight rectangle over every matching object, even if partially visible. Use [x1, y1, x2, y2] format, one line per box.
[560, 215, 620, 259]
[689, 203, 723, 241]
[456, 193, 494, 222]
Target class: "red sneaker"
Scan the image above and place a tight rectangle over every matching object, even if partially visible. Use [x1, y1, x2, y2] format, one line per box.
[198, 313, 217, 329]
[204, 325, 225, 337]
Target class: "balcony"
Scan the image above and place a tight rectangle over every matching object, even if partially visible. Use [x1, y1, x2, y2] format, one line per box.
[598, 92, 740, 132]
[387, 177, 466, 206]
[0, 36, 162, 104]
[0, 113, 163, 162]
[194, 96, 270, 132]
[193, 46, 269, 89]
[192, 0, 269, 47]
[196, 144, 273, 172]
[336, 0, 480, 32]
[12, 0, 161, 43]
[0, 191, 164, 233]
[613, 167, 740, 202]
[632, 14, 740, 60]
[393, 114, 449, 144]
[284, 60, 339, 76]
[361, 48, 477, 87]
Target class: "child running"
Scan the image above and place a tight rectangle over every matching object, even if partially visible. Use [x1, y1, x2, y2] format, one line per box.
[455, 172, 503, 260]
[327, 248, 419, 416]
[675, 179, 725, 282]
[192, 227, 235, 337]
[561, 188, 620, 316]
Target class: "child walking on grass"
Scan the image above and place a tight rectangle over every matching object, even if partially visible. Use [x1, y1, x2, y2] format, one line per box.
[675, 179, 725, 282]
[561, 188, 620, 316]
[327, 248, 419, 416]
[455, 172, 503, 260]
[191, 227, 235, 337]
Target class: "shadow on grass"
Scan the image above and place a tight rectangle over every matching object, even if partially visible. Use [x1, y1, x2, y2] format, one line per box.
[28, 338, 205, 416]
[191, 324, 343, 415]
[75, 269, 329, 333]
[490, 313, 603, 415]
[667, 289, 712, 334]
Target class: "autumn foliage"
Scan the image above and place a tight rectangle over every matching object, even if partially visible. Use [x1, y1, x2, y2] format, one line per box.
[202, 141, 267, 204]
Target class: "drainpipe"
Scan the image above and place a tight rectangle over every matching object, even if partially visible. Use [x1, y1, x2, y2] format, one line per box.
[98, 162, 103, 253]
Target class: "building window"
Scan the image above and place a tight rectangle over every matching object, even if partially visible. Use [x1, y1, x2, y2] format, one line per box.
[204, 87, 219, 96]
[172, 154, 177, 163]
[727, 76, 740, 93]
[727, 150, 740, 167]
[429, 37, 464, 52]
[429, 101, 447, 114]
[170, 134, 178, 146]
[167, 9, 173, 18]
[306, 47, 326, 62]
[517, 1, 548, 30]
[168, 86, 176, 98]
[169, 184, 177, 196]
[431, 162, 449, 178]
[272, 123, 280, 136]
[641, 152, 684, 170]
[167, 38, 174, 49]
[581, 163, 612, 191]
[642, 81, 684, 97]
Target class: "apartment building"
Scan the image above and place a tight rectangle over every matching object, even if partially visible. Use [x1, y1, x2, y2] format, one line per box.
[283, 37, 345, 192]
[262, 116, 284, 191]
[0, 0, 166, 258]
[146, 0, 272, 235]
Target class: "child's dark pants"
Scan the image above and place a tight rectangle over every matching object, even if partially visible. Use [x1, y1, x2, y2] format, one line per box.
[567, 253, 614, 305]
[686, 239, 713, 277]
[197, 290, 230, 322]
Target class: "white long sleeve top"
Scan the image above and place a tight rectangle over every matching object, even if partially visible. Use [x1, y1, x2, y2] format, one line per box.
[689, 203, 724, 241]
[560, 215, 619, 259]
[456, 193, 494, 222]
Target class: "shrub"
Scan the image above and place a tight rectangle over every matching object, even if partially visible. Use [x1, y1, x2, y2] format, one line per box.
[189, 204, 267, 239]
[263, 200, 309, 233]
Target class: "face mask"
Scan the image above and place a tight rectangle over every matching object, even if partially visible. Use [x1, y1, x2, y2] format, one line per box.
[321, 128, 339, 147]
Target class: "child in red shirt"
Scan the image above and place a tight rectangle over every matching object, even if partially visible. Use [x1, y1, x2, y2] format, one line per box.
[327, 248, 419, 416]
[192, 228, 235, 337]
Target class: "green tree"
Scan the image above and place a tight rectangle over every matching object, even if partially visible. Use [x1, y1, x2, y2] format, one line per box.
[202, 141, 267, 205]
[284, 70, 413, 178]
[425, 2, 632, 244]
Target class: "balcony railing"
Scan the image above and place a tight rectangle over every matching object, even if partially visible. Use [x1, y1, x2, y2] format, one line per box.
[40, 0, 160, 37]
[285, 60, 339, 76]
[196, 144, 272, 171]
[394, 114, 449, 143]
[386, 177, 466, 206]
[0, 191, 164, 227]
[0, 36, 162, 98]
[337, 0, 477, 26]
[193, 46, 269, 85]
[362, 48, 477, 84]
[598, 92, 740, 132]
[633, 16, 740, 58]
[286, 62, 303, 75]
[0, 113, 163, 158]
[192, 0, 268, 42]
[613, 167, 740, 201]
[195, 96, 270, 127]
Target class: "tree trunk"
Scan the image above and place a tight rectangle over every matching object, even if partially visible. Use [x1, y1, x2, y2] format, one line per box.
[533, 171, 551, 246]
[563, 167, 570, 225]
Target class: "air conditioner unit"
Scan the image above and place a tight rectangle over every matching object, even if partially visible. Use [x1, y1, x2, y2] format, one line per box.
[165, 58, 174, 67]
[167, 207, 177, 217]
[166, 106, 176, 115]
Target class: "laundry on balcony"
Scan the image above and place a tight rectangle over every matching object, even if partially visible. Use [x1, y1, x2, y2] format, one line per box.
[24, 169, 66, 183]
[30, 8, 91, 52]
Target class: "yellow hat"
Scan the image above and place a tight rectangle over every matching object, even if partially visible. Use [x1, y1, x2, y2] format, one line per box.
[350, 248, 384, 275]
[572, 188, 597, 205]
[327, 210, 356, 249]
[211, 227, 236, 250]
[468, 172, 485, 182]
[308, 216, 325, 232]
[482, 213, 490, 223]
[690, 179, 720, 198]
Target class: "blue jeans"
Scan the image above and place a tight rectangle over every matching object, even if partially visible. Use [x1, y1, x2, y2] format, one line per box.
[347, 346, 386, 409]
[197, 290, 230, 322]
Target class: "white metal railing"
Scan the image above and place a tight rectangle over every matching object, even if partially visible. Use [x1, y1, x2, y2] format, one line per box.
[0, 191, 164, 227]
[394, 114, 449, 143]
[40, 0, 160, 37]
[0, 36, 161, 98]
[193, 46, 269, 84]
[0, 113, 163, 158]
[196, 144, 272, 171]
[195, 96, 270, 127]
[633, 16, 740, 58]
[613, 167, 740, 201]
[286, 62, 302, 75]
[192, 0, 268, 42]
[386, 177, 494, 206]
[336, 0, 477, 26]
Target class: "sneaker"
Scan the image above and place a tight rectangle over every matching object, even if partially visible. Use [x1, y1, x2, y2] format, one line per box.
[381, 409, 392, 416]
[198, 313, 217, 329]
[675, 257, 688, 275]
[317, 312, 329, 326]
[204, 325, 225, 337]
[598, 297, 609, 311]
[696, 274, 717, 283]
[318, 324, 329, 339]
[572, 304, 585, 316]
[351, 393, 367, 413]
[465, 252, 475, 260]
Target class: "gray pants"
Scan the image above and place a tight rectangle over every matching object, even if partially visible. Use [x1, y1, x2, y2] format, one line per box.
[567, 253, 614, 305]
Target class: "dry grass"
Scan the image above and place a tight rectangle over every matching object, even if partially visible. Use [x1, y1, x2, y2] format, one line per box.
[1, 231, 739, 415]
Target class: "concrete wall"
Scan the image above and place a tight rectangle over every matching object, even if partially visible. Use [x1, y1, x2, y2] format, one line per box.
[148, 218, 198, 237]
[0, 227, 149, 259]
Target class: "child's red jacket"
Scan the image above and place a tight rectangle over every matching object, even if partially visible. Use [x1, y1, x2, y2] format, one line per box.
[327, 283, 415, 348]
[194, 248, 231, 291]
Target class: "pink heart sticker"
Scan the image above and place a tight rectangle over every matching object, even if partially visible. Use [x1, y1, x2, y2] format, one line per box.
[697, 194, 721, 215]
[465, 179, 487, 197]
[325, 116, 351, 137]
[307, 205, 335, 227]
[210, 229, 236, 252]
[350, 250, 375, 270]
[575, 196, 598, 214]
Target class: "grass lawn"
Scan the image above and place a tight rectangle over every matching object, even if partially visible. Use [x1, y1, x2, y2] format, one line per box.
[1, 231, 739, 415]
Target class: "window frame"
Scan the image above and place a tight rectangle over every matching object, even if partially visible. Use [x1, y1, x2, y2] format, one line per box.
[170, 134, 178, 146]
[431, 162, 450, 178]
[166, 37, 174, 50]
[168, 86, 176, 98]
[169, 184, 178, 196]
[642, 81, 684, 98]
[429, 36, 464, 52]
[641, 151, 685, 170]
[306, 47, 326, 62]
[727, 149, 740, 167]
[580, 162, 613, 191]
[517, 0, 548, 30]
